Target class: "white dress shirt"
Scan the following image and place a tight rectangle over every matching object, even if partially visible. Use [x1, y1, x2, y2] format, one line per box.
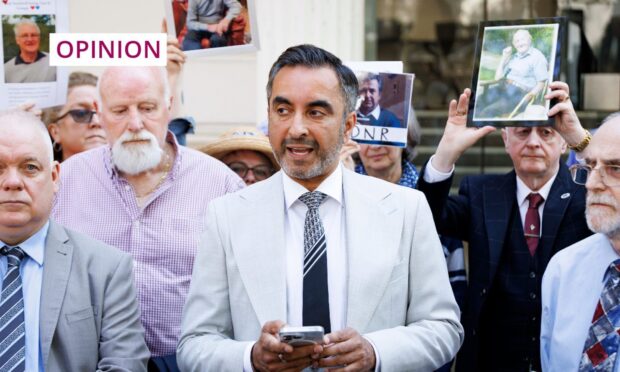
[282, 164, 348, 330]
[358, 105, 382, 121]
[243, 165, 379, 371]
[541, 233, 620, 371]
[1, 221, 48, 372]
[424, 155, 557, 234]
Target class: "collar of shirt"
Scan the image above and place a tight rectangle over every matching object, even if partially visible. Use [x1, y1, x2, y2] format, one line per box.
[516, 172, 557, 209]
[104, 130, 182, 182]
[15, 51, 46, 65]
[0, 221, 48, 267]
[358, 105, 381, 121]
[598, 236, 620, 283]
[282, 163, 343, 210]
[514, 49, 533, 60]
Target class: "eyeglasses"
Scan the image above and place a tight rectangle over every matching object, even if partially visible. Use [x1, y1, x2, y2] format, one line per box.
[570, 164, 620, 187]
[227, 162, 274, 181]
[17, 33, 40, 39]
[57, 109, 96, 124]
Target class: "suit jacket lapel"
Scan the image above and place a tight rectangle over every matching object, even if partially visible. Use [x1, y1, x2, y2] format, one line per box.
[230, 173, 287, 325]
[540, 164, 573, 258]
[343, 170, 402, 331]
[484, 172, 516, 283]
[39, 221, 73, 367]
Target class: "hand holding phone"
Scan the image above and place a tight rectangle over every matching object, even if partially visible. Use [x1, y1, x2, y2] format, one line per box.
[278, 326, 325, 347]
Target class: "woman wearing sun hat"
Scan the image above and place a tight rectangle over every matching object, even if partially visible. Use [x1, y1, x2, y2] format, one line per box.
[201, 126, 280, 185]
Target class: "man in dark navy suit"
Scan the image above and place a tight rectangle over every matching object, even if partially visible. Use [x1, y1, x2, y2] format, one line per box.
[356, 73, 402, 128]
[418, 81, 593, 372]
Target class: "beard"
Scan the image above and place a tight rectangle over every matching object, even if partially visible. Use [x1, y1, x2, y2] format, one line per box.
[586, 192, 620, 239]
[274, 124, 344, 180]
[111, 130, 163, 175]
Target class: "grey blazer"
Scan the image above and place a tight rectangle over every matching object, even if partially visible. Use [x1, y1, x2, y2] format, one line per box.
[177, 169, 463, 372]
[41, 221, 149, 372]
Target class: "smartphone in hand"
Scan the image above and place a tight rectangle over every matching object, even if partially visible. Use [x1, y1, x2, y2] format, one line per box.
[278, 326, 324, 347]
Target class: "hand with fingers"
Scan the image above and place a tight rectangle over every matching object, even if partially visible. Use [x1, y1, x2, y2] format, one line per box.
[432, 88, 496, 172]
[339, 139, 360, 171]
[316, 328, 376, 372]
[545, 81, 589, 149]
[17, 101, 42, 118]
[251, 320, 322, 372]
[162, 19, 187, 84]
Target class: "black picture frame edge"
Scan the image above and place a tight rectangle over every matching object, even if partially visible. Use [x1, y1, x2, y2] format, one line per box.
[467, 16, 568, 128]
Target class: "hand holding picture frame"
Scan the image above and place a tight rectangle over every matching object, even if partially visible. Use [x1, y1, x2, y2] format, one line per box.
[468, 17, 567, 127]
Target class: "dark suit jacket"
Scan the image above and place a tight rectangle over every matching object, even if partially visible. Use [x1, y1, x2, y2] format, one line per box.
[417, 162, 592, 370]
[41, 221, 149, 371]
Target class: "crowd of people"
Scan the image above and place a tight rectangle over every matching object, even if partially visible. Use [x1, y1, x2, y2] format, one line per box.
[1, 32, 619, 372]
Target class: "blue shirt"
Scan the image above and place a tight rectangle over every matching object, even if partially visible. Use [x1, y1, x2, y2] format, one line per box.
[1, 222, 48, 372]
[504, 47, 548, 91]
[541, 233, 620, 371]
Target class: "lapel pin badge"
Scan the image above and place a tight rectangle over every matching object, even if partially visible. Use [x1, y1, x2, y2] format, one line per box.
[561, 193, 570, 199]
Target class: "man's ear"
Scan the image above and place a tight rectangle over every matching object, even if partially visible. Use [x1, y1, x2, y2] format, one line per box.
[343, 111, 357, 141]
[501, 128, 509, 151]
[48, 123, 61, 144]
[51, 160, 61, 193]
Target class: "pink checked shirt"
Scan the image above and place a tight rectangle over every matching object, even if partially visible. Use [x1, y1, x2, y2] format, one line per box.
[52, 133, 245, 356]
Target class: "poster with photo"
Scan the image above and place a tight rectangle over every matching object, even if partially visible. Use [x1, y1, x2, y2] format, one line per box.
[0, 0, 68, 109]
[468, 17, 566, 127]
[349, 67, 414, 148]
[164, 0, 259, 57]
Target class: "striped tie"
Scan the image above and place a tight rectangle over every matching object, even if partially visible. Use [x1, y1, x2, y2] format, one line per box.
[0, 246, 27, 372]
[299, 191, 331, 334]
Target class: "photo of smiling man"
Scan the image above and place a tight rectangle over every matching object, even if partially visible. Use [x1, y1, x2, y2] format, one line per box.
[3, 16, 57, 84]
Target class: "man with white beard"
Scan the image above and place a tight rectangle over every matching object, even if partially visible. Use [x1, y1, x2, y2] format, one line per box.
[541, 113, 620, 371]
[51, 66, 245, 372]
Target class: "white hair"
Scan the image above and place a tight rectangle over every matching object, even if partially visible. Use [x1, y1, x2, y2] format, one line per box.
[96, 66, 171, 108]
[13, 18, 40, 37]
[0, 110, 53, 165]
[513, 29, 532, 42]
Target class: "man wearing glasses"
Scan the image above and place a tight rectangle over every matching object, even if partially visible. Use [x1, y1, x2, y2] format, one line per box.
[541, 112, 620, 371]
[417, 81, 594, 371]
[4, 18, 56, 84]
[201, 127, 279, 185]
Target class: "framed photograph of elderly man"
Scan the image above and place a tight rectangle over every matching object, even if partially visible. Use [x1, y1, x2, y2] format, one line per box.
[164, 0, 259, 57]
[468, 17, 566, 127]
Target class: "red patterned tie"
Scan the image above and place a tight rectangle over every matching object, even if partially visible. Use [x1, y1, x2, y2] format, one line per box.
[524, 193, 544, 256]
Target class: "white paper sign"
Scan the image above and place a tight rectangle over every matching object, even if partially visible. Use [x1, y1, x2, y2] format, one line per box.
[0, 0, 69, 109]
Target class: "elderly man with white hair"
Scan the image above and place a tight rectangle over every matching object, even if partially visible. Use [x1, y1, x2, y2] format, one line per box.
[477, 28, 549, 118]
[542, 113, 620, 371]
[0, 110, 149, 371]
[4, 18, 56, 83]
[52, 66, 244, 371]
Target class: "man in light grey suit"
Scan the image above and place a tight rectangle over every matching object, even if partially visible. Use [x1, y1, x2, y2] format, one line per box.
[178, 44, 463, 372]
[0, 110, 149, 371]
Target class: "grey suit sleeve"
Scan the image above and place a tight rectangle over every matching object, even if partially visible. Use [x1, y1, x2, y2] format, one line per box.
[97, 254, 150, 372]
[177, 201, 250, 372]
[364, 192, 464, 371]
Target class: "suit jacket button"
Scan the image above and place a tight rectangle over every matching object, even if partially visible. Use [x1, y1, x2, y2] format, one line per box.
[481, 288, 487, 296]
